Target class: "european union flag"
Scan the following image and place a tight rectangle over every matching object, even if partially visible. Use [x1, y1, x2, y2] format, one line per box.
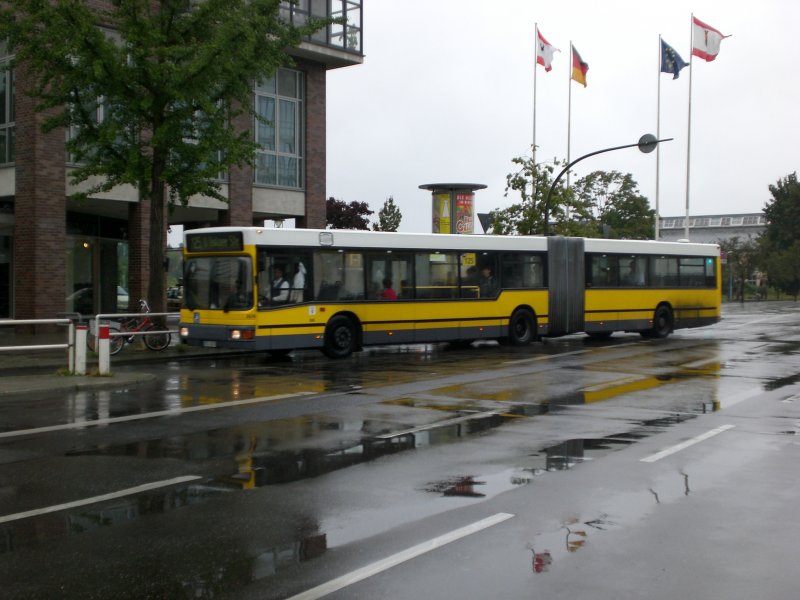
[661, 39, 688, 79]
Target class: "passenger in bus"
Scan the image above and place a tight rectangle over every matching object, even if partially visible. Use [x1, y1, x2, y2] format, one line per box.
[290, 262, 306, 303]
[271, 265, 290, 303]
[380, 278, 397, 300]
[622, 260, 645, 286]
[479, 266, 497, 298]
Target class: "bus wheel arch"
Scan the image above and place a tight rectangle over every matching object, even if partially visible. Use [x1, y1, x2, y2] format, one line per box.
[505, 306, 538, 346]
[322, 312, 361, 358]
[643, 303, 674, 339]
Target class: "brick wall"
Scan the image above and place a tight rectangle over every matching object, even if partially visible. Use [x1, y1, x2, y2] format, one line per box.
[13, 63, 67, 320]
[218, 106, 255, 227]
[299, 61, 327, 229]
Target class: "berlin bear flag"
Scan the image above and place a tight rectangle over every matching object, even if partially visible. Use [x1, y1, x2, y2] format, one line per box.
[692, 16, 729, 62]
[536, 28, 558, 72]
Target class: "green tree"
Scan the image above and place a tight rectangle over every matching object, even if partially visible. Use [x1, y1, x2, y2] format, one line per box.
[1, 0, 328, 311]
[763, 242, 800, 300]
[572, 170, 655, 239]
[326, 197, 373, 230]
[373, 196, 402, 232]
[761, 173, 800, 299]
[761, 173, 800, 300]
[719, 236, 761, 303]
[492, 149, 591, 235]
[763, 172, 800, 250]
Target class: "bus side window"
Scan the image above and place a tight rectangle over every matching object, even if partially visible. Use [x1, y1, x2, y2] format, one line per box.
[651, 256, 678, 287]
[590, 255, 619, 287]
[620, 256, 647, 286]
[288, 254, 310, 303]
[314, 251, 346, 301]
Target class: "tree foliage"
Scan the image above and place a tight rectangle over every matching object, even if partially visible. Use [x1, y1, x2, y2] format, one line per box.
[326, 197, 373, 230]
[492, 149, 585, 236]
[373, 196, 402, 232]
[492, 149, 654, 239]
[572, 170, 655, 239]
[719, 236, 761, 303]
[0, 0, 328, 310]
[761, 172, 800, 299]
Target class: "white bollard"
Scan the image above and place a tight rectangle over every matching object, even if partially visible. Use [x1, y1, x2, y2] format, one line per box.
[74, 325, 88, 375]
[98, 324, 111, 375]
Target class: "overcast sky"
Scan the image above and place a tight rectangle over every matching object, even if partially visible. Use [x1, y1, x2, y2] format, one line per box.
[326, 0, 800, 234]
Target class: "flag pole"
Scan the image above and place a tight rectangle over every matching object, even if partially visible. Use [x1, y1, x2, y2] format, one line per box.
[684, 15, 694, 240]
[533, 23, 538, 168]
[567, 42, 573, 189]
[655, 35, 662, 241]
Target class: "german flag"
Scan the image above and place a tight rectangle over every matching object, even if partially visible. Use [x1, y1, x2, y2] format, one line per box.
[571, 44, 589, 87]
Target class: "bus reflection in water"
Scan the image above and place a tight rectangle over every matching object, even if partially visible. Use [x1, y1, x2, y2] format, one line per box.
[179, 228, 721, 358]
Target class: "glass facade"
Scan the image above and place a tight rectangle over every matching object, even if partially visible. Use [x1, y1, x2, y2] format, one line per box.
[254, 69, 304, 189]
[281, 0, 363, 53]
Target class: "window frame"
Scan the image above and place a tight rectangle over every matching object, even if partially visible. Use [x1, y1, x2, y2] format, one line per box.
[254, 68, 305, 190]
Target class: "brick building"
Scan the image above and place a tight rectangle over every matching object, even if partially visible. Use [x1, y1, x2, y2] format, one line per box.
[0, 1, 363, 319]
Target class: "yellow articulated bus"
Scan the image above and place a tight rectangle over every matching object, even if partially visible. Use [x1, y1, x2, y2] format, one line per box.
[178, 227, 720, 358]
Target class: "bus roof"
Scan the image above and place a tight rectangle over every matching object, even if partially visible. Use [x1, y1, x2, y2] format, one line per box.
[184, 227, 719, 257]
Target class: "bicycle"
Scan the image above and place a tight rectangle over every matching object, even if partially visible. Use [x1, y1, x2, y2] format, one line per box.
[89, 299, 172, 355]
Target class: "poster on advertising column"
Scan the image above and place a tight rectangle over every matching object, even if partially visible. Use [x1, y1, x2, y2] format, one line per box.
[455, 193, 474, 234]
[432, 193, 451, 234]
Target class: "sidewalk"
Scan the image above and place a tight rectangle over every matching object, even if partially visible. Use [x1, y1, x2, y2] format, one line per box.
[0, 334, 249, 397]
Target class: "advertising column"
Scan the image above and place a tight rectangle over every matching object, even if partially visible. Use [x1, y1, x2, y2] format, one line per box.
[420, 183, 486, 235]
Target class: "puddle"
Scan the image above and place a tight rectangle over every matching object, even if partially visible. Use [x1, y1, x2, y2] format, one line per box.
[763, 372, 800, 391]
[527, 514, 617, 573]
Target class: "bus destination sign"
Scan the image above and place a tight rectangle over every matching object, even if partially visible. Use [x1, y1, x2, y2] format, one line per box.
[186, 231, 244, 253]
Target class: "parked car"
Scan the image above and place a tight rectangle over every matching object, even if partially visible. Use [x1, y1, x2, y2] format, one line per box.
[66, 286, 129, 314]
[167, 286, 183, 311]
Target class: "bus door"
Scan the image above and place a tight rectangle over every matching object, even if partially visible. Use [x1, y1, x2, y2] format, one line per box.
[547, 237, 585, 336]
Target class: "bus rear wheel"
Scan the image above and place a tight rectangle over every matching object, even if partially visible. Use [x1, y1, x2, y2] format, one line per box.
[642, 305, 673, 339]
[323, 315, 358, 358]
[506, 309, 536, 346]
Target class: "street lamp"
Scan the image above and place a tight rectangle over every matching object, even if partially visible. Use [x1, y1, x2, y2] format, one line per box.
[543, 134, 672, 235]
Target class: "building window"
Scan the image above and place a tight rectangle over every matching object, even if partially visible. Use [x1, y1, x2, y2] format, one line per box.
[281, 0, 363, 54]
[0, 41, 14, 165]
[254, 68, 304, 190]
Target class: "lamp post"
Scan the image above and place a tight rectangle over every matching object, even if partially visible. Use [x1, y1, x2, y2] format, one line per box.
[542, 134, 672, 236]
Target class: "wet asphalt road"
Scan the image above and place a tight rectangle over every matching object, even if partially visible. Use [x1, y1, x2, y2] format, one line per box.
[0, 302, 799, 599]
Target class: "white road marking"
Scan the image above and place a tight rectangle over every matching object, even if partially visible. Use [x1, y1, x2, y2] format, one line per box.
[504, 349, 589, 365]
[641, 424, 736, 463]
[375, 410, 502, 440]
[286, 512, 515, 600]
[0, 392, 313, 440]
[0, 475, 202, 524]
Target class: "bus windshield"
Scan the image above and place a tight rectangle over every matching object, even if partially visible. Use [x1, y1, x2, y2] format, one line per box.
[184, 256, 253, 311]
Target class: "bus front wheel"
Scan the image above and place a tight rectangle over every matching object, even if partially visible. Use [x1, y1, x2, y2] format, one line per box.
[506, 309, 536, 346]
[323, 315, 358, 358]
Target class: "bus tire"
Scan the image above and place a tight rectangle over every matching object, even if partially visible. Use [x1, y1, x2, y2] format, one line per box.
[506, 308, 536, 346]
[323, 315, 358, 358]
[643, 305, 673, 339]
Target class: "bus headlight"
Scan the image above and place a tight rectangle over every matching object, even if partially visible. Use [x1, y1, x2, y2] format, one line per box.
[229, 328, 255, 341]
[180, 327, 189, 338]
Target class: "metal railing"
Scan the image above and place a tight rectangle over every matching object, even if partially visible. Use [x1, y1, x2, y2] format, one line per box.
[0, 318, 78, 373]
[0, 310, 180, 375]
[91, 311, 180, 341]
